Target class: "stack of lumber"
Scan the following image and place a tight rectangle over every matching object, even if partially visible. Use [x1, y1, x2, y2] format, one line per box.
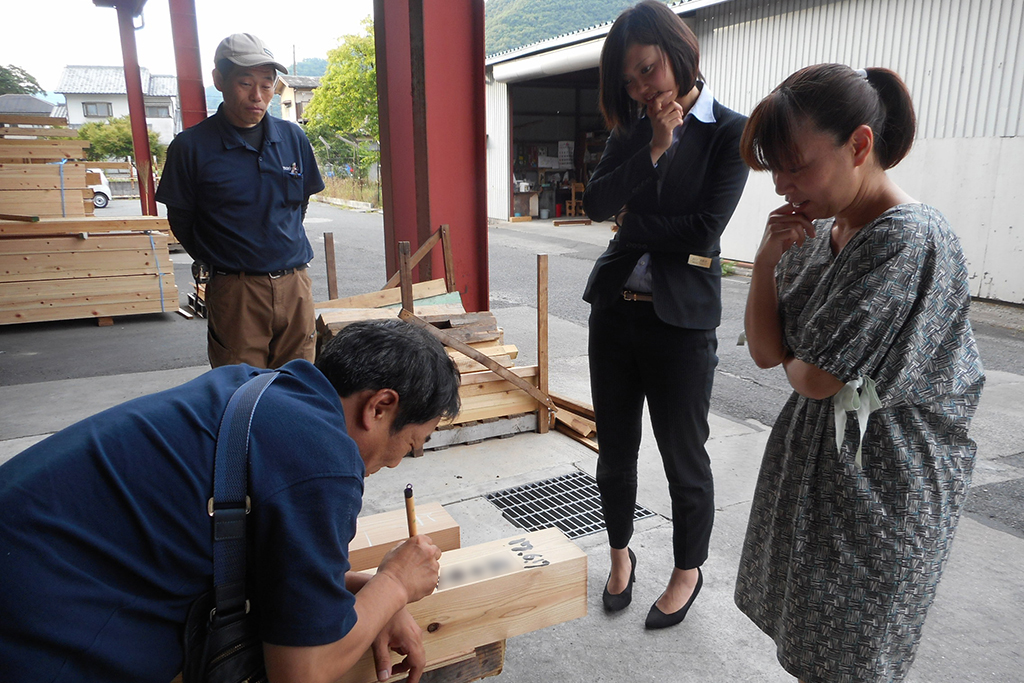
[316, 279, 543, 444]
[0, 215, 178, 325]
[0, 115, 94, 218]
[551, 392, 599, 453]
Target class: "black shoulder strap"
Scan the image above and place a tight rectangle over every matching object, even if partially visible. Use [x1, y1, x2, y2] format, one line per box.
[209, 371, 280, 625]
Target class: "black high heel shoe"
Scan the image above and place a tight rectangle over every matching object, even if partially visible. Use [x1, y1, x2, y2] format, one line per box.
[644, 567, 702, 629]
[602, 548, 637, 612]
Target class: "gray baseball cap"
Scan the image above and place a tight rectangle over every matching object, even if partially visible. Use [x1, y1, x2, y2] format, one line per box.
[214, 33, 288, 74]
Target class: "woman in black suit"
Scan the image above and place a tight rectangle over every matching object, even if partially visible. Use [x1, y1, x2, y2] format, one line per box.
[582, 0, 748, 629]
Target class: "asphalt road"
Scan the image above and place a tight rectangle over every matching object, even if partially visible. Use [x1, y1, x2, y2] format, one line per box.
[2, 198, 1021, 539]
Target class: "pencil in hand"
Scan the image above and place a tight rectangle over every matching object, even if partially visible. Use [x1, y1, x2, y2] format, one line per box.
[404, 483, 417, 537]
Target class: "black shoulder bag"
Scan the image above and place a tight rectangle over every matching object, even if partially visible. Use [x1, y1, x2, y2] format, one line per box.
[182, 371, 279, 683]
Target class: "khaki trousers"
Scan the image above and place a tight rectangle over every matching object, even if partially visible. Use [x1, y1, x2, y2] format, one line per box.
[205, 268, 316, 369]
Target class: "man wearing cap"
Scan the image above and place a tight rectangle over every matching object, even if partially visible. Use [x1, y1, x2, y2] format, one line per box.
[157, 33, 325, 369]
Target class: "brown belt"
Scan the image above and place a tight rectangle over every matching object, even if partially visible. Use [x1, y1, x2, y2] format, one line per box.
[622, 290, 653, 302]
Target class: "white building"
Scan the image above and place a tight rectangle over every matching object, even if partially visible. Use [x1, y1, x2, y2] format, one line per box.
[485, 0, 1024, 304]
[275, 75, 320, 125]
[56, 66, 180, 145]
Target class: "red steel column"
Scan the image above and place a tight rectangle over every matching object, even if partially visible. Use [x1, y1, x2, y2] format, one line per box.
[168, 0, 207, 129]
[115, 3, 157, 216]
[373, 0, 489, 312]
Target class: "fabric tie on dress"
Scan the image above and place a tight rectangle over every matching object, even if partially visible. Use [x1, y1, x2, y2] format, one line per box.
[833, 376, 882, 468]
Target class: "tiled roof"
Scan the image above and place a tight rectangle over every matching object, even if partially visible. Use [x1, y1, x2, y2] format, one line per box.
[148, 75, 178, 97]
[56, 66, 178, 97]
[0, 93, 54, 115]
[279, 75, 320, 89]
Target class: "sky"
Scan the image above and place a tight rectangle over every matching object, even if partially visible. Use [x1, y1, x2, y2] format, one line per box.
[2, 0, 375, 99]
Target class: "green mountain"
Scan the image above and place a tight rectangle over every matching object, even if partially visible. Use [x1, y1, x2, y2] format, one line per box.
[485, 0, 663, 56]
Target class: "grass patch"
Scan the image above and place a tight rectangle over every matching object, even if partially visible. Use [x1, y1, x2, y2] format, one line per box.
[320, 177, 381, 207]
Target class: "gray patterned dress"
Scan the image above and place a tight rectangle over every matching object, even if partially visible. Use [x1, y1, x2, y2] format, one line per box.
[734, 203, 984, 683]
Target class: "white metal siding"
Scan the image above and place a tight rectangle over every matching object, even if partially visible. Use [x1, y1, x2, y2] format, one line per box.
[485, 74, 512, 220]
[695, 0, 1024, 139]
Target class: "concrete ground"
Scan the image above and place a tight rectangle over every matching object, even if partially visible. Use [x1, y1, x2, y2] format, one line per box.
[1, 218, 1022, 682]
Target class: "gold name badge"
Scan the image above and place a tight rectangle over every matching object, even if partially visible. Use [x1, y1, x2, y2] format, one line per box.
[687, 254, 713, 269]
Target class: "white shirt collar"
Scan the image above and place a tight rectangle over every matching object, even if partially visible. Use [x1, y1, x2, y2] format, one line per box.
[688, 81, 716, 124]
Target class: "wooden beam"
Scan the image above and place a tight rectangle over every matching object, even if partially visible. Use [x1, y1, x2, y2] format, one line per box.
[350, 502, 461, 572]
[552, 219, 592, 226]
[339, 528, 587, 683]
[0, 115, 69, 126]
[324, 232, 338, 301]
[537, 254, 550, 434]
[555, 423, 599, 453]
[0, 212, 38, 222]
[0, 215, 170, 237]
[317, 278, 448, 309]
[399, 241, 414, 315]
[383, 229, 442, 290]
[0, 127, 80, 138]
[549, 392, 596, 421]
[440, 224, 456, 293]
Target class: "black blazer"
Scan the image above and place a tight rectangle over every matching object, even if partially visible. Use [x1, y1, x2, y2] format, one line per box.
[582, 98, 749, 329]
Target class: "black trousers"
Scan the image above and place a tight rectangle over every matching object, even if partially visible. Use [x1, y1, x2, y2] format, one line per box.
[589, 298, 718, 570]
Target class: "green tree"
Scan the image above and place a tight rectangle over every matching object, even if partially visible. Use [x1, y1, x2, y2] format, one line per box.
[484, 0, 651, 55]
[0, 64, 44, 95]
[77, 116, 166, 164]
[303, 17, 379, 179]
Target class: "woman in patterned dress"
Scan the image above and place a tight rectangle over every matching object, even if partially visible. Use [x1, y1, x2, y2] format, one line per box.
[734, 63, 984, 682]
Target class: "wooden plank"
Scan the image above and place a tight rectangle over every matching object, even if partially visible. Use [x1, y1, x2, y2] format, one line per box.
[0, 188, 89, 216]
[537, 254, 549, 434]
[0, 115, 69, 126]
[317, 278, 448, 309]
[444, 391, 538, 425]
[0, 213, 38, 222]
[399, 241, 414, 314]
[349, 502, 461, 573]
[553, 406, 596, 438]
[440, 224, 456, 294]
[555, 423, 600, 453]
[458, 367, 538, 399]
[0, 273, 177, 310]
[0, 127, 80, 138]
[418, 311, 496, 328]
[450, 354, 513, 375]
[549, 392, 596, 422]
[458, 366, 538, 392]
[383, 229, 442, 290]
[316, 303, 469, 337]
[553, 219, 592, 226]
[339, 528, 587, 683]
[0, 215, 170, 237]
[418, 641, 504, 683]
[324, 232, 338, 300]
[0, 293, 180, 324]
[447, 343, 517, 359]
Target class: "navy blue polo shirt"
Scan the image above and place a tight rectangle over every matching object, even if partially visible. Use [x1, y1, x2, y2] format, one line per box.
[156, 106, 325, 273]
[0, 361, 363, 682]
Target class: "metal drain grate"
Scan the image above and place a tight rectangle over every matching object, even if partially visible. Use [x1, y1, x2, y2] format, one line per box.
[484, 470, 656, 539]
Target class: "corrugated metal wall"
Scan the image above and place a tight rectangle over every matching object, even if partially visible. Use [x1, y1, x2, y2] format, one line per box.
[694, 0, 1024, 139]
[485, 73, 511, 220]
